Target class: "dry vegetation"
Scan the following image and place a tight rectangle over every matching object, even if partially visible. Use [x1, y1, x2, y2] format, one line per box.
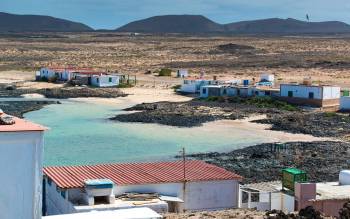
[1, 33, 350, 87]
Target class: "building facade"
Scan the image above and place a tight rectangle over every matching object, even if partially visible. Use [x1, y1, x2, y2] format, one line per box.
[43, 160, 242, 216]
[280, 84, 340, 108]
[0, 114, 47, 219]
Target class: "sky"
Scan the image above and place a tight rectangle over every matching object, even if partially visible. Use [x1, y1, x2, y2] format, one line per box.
[1, 0, 350, 29]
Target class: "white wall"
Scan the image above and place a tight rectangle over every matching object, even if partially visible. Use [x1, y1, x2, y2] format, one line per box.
[0, 131, 44, 219]
[280, 85, 323, 99]
[185, 180, 239, 211]
[323, 86, 341, 99]
[91, 75, 120, 87]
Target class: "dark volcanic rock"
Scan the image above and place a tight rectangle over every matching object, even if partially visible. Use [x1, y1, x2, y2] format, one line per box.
[253, 112, 350, 138]
[111, 100, 282, 127]
[187, 141, 350, 184]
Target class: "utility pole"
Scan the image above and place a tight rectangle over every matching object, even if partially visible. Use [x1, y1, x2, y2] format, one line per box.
[182, 147, 186, 181]
[181, 147, 186, 213]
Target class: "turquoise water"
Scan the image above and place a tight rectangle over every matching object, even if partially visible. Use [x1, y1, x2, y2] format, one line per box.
[24, 99, 272, 166]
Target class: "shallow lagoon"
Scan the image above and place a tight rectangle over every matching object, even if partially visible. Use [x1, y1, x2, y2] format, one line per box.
[24, 99, 318, 166]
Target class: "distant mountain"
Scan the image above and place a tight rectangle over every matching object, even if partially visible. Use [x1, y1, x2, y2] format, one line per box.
[224, 18, 350, 34]
[116, 15, 350, 34]
[116, 15, 224, 33]
[0, 12, 93, 32]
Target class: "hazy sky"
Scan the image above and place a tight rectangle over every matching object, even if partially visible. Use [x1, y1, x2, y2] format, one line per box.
[1, 0, 350, 29]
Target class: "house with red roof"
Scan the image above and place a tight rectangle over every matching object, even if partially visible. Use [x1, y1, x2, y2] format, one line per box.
[43, 160, 242, 216]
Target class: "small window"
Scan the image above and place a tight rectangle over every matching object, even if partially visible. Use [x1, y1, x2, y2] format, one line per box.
[61, 190, 66, 199]
[48, 178, 52, 186]
[109, 77, 112, 83]
[288, 91, 293, 97]
[309, 92, 314, 99]
[251, 193, 260, 202]
[202, 88, 207, 94]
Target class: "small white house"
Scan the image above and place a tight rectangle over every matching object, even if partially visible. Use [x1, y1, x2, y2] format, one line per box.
[39, 68, 75, 81]
[43, 160, 242, 216]
[177, 69, 189, 78]
[0, 113, 47, 219]
[260, 74, 274, 82]
[91, 75, 120, 87]
[280, 84, 341, 107]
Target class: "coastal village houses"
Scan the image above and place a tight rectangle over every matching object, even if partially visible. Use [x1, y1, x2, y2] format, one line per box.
[38, 67, 120, 87]
[181, 74, 342, 110]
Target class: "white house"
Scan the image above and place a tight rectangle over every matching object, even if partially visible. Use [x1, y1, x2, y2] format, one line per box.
[0, 113, 47, 219]
[177, 69, 189, 78]
[280, 83, 341, 108]
[91, 74, 120, 87]
[43, 160, 242, 216]
[239, 181, 294, 213]
[180, 79, 216, 93]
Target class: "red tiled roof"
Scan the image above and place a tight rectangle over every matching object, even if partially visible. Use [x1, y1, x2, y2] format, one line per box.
[0, 115, 47, 132]
[43, 160, 242, 189]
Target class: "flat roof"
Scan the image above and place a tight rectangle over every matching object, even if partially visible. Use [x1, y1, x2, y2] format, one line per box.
[0, 115, 47, 132]
[43, 207, 162, 219]
[314, 182, 350, 201]
[280, 83, 339, 88]
[241, 181, 282, 192]
[44, 160, 243, 189]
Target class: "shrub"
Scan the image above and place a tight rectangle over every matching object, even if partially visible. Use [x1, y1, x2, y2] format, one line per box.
[158, 68, 172, 77]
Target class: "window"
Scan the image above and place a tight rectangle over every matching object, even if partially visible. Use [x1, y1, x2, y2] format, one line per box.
[61, 190, 66, 199]
[96, 78, 99, 83]
[288, 91, 293, 97]
[202, 88, 207, 94]
[309, 92, 314, 99]
[109, 77, 112, 83]
[251, 193, 260, 202]
[48, 178, 52, 186]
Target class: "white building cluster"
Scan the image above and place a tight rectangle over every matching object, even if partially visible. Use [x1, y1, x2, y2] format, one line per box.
[37, 67, 121, 87]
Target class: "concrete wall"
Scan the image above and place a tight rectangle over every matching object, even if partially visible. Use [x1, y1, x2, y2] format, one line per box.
[0, 131, 44, 219]
[91, 75, 120, 87]
[185, 180, 239, 211]
[46, 180, 240, 215]
[311, 199, 349, 217]
[323, 86, 341, 99]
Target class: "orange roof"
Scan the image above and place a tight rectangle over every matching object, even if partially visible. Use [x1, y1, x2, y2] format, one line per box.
[0, 115, 47, 132]
[44, 160, 243, 189]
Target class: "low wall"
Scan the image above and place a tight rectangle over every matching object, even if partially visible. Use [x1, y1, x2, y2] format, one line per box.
[310, 199, 350, 217]
[276, 96, 339, 108]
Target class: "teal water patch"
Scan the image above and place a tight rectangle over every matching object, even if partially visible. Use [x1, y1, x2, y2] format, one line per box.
[25, 99, 269, 166]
